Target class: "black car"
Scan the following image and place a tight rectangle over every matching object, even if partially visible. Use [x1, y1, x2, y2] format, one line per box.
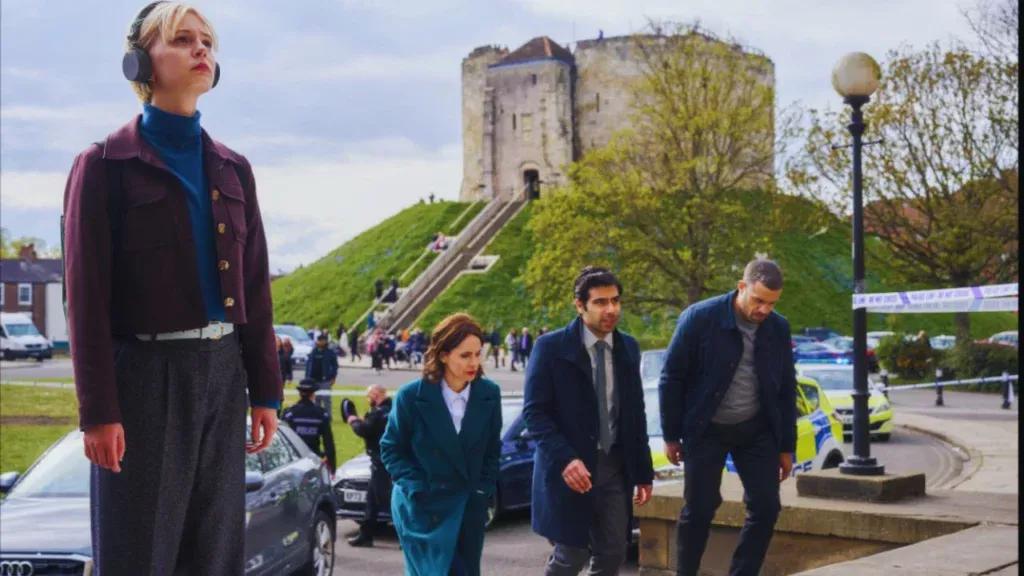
[334, 396, 533, 529]
[0, 425, 337, 576]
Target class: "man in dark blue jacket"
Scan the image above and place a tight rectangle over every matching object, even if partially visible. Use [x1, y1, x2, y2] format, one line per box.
[658, 259, 797, 576]
[305, 333, 339, 415]
[524, 266, 654, 575]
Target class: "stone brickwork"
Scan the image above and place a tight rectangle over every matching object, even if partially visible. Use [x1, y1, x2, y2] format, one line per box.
[459, 34, 777, 201]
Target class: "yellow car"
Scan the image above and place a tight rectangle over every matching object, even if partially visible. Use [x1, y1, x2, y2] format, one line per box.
[795, 363, 893, 442]
[640, 350, 847, 483]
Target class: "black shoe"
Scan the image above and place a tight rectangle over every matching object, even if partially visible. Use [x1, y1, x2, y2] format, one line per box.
[347, 534, 374, 548]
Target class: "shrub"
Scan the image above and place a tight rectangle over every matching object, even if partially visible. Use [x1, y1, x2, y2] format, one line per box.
[877, 333, 934, 379]
[946, 342, 1019, 391]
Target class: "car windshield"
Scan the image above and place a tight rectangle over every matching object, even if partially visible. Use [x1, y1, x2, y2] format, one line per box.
[275, 325, 312, 343]
[501, 402, 523, 437]
[5, 323, 41, 337]
[641, 350, 666, 382]
[6, 435, 89, 498]
[827, 338, 853, 351]
[799, 370, 853, 391]
[644, 388, 662, 437]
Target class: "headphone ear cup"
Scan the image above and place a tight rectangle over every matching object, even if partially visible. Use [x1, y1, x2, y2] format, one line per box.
[212, 62, 221, 88]
[122, 48, 153, 83]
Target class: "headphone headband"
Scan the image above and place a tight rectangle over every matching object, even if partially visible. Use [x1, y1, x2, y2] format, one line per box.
[128, 1, 167, 47]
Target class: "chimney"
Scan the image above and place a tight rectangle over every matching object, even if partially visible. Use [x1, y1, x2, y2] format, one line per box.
[18, 244, 37, 262]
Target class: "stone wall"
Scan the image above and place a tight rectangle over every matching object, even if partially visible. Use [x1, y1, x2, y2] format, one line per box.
[460, 46, 506, 202]
[574, 36, 647, 155]
[487, 59, 575, 199]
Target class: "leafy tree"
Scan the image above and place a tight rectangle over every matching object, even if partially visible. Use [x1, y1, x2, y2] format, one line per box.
[525, 22, 800, 314]
[788, 40, 1018, 343]
[0, 227, 59, 259]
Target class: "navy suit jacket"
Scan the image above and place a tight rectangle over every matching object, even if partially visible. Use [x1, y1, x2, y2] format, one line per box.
[658, 290, 798, 453]
[523, 317, 654, 548]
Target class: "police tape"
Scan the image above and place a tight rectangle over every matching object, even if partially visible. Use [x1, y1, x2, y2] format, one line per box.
[878, 374, 1018, 392]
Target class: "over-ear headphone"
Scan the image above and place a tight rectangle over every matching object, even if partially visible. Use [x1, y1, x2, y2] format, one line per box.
[121, 1, 220, 88]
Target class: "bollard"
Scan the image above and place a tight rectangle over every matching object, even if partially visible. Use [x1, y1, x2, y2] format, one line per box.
[935, 368, 944, 406]
[879, 370, 890, 399]
[1001, 371, 1012, 410]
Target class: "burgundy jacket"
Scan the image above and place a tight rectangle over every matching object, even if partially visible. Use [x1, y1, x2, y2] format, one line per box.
[62, 116, 283, 429]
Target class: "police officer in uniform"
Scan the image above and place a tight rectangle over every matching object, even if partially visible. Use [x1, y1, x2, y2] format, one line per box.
[282, 378, 337, 476]
[345, 384, 394, 548]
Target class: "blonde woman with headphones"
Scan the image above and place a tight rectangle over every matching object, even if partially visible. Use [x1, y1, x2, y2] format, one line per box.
[62, 2, 282, 574]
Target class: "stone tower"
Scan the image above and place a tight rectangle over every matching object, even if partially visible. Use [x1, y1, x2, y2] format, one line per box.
[460, 45, 507, 202]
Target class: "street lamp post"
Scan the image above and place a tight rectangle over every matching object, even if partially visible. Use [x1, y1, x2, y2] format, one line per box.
[833, 52, 885, 476]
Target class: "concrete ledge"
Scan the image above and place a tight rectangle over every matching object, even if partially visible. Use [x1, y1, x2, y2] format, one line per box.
[792, 524, 1019, 575]
[796, 469, 927, 502]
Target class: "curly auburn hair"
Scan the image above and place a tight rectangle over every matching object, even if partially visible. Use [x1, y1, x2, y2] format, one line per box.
[422, 313, 485, 384]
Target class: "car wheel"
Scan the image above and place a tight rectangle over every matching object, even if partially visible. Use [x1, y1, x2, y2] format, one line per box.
[484, 493, 499, 530]
[874, 433, 891, 442]
[822, 451, 844, 469]
[301, 510, 335, 576]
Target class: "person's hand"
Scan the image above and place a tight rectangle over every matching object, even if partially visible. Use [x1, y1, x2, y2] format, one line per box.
[347, 415, 359, 424]
[562, 459, 592, 493]
[634, 484, 653, 507]
[664, 441, 684, 466]
[84, 423, 125, 473]
[248, 407, 278, 454]
[779, 453, 793, 482]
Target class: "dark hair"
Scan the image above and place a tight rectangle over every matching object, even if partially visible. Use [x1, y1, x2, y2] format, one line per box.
[574, 266, 623, 308]
[422, 313, 485, 384]
[743, 259, 784, 290]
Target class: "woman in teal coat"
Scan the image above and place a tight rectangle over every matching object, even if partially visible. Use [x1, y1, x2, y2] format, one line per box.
[380, 313, 503, 576]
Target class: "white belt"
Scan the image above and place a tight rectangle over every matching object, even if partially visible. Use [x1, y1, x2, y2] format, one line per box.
[137, 321, 234, 341]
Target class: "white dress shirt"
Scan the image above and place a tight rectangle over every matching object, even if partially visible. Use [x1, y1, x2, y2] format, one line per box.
[582, 325, 616, 416]
[441, 379, 472, 433]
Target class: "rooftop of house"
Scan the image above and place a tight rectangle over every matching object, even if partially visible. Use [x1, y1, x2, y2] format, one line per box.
[1, 245, 62, 283]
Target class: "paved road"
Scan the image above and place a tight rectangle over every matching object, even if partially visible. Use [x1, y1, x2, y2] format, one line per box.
[887, 387, 1018, 422]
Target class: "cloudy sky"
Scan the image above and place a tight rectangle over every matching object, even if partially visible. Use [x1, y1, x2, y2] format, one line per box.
[1, 0, 977, 273]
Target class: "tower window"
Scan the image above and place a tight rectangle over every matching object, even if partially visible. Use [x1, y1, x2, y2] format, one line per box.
[596, 93, 600, 112]
[513, 114, 516, 130]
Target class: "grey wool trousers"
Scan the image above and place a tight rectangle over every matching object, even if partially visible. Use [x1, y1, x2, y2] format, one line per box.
[90, 333, 248, 576]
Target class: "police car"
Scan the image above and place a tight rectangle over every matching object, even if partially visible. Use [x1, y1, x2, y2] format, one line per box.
[640, 349, 847, 482]
[795, 362, 893, 442]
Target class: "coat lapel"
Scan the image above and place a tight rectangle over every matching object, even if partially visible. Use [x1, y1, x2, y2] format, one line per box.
[458, 379, 494, 449]
[415, 378, 468, 479]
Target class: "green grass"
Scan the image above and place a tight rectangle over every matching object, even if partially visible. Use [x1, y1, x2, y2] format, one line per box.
[271, 200, 483, 330]
[410, 194, 1016, 348]
[0, 385, 374, 475]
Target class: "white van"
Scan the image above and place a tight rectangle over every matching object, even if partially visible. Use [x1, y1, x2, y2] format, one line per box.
[0, 312, 53, 362]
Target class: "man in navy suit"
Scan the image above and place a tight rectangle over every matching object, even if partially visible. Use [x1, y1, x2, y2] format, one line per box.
[658, 259, 797, 576]
[524, 266, 655, 575]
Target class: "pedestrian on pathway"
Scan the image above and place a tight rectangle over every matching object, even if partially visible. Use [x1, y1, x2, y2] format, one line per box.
[349, 328, 363, 362]
[506, 329, 520, 371]
[658, 259, 797, 576]
[61, 3, 281, 574]
[523, 266, 654, 575]
[380, 313, 502, 576]
[305, 333, 338, 415]
[277, 336, 294, 385]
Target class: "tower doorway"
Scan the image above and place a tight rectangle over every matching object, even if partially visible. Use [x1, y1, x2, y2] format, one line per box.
[524, 169, 540, 200]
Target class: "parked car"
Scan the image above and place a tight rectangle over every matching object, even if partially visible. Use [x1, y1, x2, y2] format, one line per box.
[0, 312, 53, 362]
[986, 331, 1018, 348]
[801, 327, 842, 342]
[0, 424, 337, 576]
[791, 335, 818, 348]
[275, 324, 315, 365]
[334, 397, 531, 529]
[795, 363, 893, 442]
[929, 335, 957, 350]
[822, 337, 880, 372]
[792, 342, 853, 365]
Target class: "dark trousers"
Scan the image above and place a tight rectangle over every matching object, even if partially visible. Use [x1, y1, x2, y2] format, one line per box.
[91, 334, 248, 576]
[546, 445, 629, 575]
[359, 463, 392, 539]
[676, 415, 781, 576]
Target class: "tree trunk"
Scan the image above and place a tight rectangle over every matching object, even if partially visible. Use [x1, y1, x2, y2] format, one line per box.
[686, 283, 703, 308]
[954, 312, 971, 345]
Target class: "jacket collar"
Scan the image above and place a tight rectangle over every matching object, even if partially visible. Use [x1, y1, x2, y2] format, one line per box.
[103, 114, 244, 167]
[414, 377, 469, 479]
[720, 289, 740, 330]
[557, 316, 636, 364]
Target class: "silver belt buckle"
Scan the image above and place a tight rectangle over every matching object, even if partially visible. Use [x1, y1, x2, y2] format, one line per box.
[209, 322, 223, 340]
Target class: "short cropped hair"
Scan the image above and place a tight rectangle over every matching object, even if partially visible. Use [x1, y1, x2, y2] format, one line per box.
[743, 259, 784, 291]
[126, 2, 219, 103]
[574, 266, 623, 308]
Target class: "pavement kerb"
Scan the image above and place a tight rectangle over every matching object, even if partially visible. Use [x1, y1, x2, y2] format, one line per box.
[893, 418, 984, 490]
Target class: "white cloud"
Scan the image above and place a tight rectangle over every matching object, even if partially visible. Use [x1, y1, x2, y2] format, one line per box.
[1, 101, 139, 152]
[314, 50, 464, 82]
[0, 138, 462, 273]
[335, 0, 467, 18]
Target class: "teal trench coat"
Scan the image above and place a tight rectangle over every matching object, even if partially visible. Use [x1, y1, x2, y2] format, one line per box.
[379, 376, 502, 576]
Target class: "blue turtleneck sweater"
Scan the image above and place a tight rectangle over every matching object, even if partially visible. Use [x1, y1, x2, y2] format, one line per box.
[139, 103, 226, 323]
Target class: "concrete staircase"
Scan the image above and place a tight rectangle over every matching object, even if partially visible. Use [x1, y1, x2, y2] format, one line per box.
[381, 190, 526, 332]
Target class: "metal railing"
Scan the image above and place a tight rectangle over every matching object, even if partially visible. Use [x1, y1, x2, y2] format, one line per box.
[874, 371, 1017, 409]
